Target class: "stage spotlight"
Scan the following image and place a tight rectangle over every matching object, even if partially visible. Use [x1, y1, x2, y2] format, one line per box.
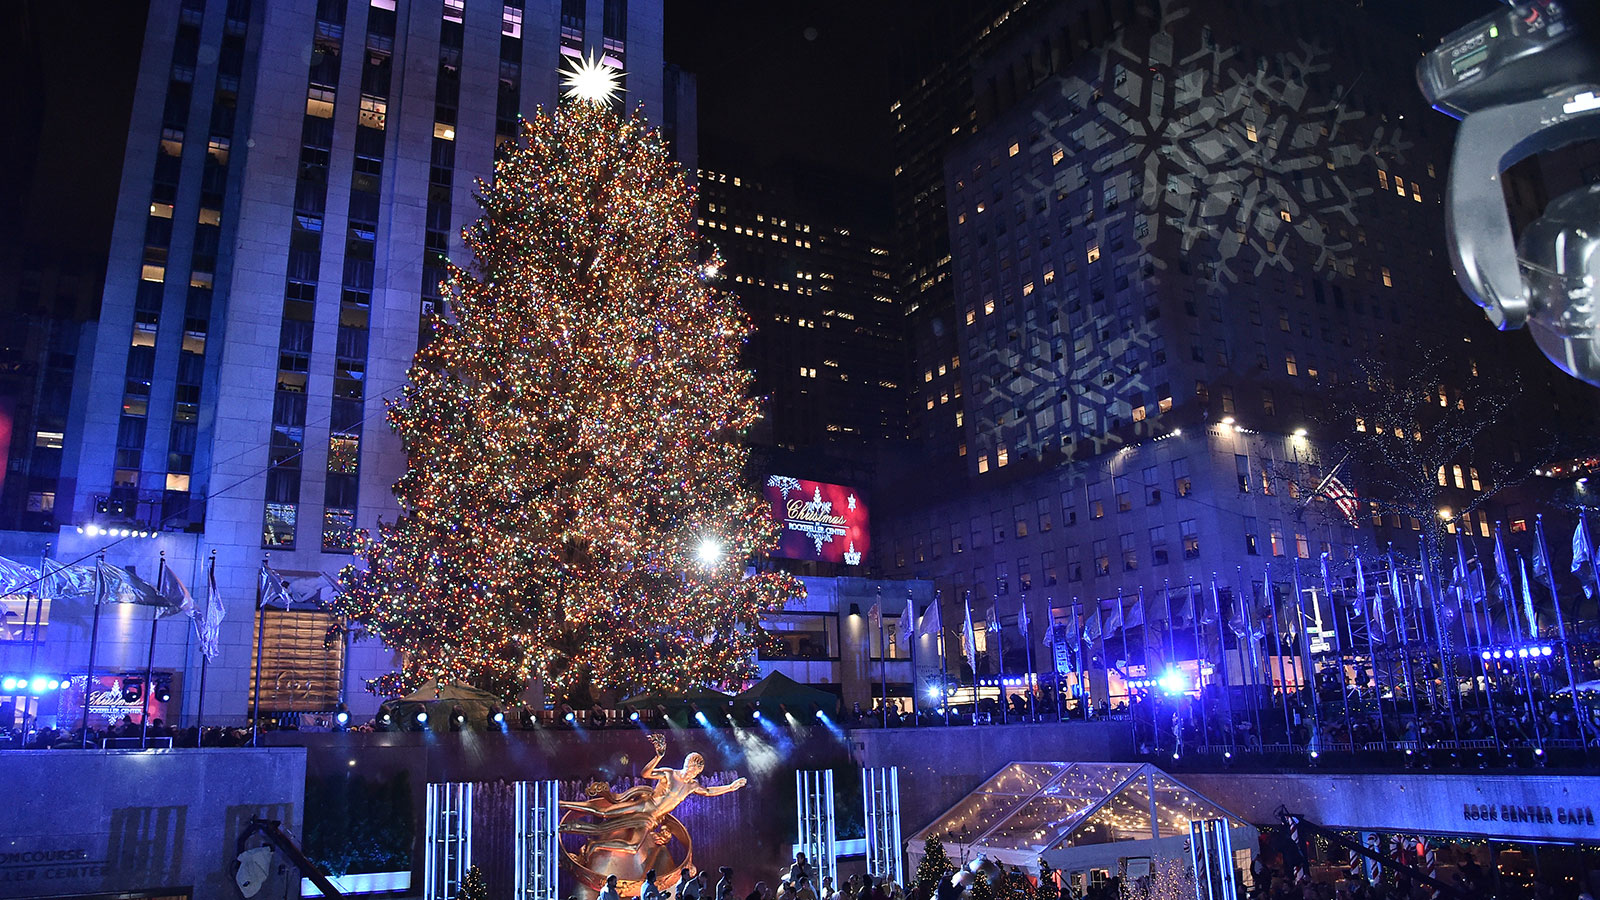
[379, 711, 393, 727]
[1309, 750, 1320, 759]
[564, 711, 576, 723]
[30, 677, 46, 693]
[629, 711, 641, 723]
[694, 710, 710, 726]
[1535, 748, 1545, 756]
[753, 709, 763, 720]
[415, 710, 429, 725]
[335, 709, 350, 727]
[490, 708, 506, 727]
[157, 688, 171, 703]
[1172, 752, 1180, 760]
[1, 677, 15, 691]
[1223, 751, 1232, 760]
[46, 679, 59, 690]
[1156, 667, 1187, 695]
[1481, 651, 1492, 661]
[1517, 648, 1529, 658]
[814, 709, 824, 719]
[1542, 646, 1554, 656]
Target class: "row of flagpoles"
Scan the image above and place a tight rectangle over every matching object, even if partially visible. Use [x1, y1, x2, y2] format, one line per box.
[870, 510, 1600, 740]
[0, 550, 335, 747]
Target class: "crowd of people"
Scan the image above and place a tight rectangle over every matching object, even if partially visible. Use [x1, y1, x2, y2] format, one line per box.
[1248, 854, 1595, 900]
[0, 715, 262, 748]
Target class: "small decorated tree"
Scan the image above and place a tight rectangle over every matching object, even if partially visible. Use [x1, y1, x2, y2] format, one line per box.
[915, 837, 957, 895]
[461, 865, 489, 900]
[969, 871, 994, 900]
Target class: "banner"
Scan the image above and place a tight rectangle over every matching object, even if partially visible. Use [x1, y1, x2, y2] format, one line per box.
[762, 476, 869, 565]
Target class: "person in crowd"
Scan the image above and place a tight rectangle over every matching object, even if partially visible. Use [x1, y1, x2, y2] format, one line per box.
[599, 875, 622, 900]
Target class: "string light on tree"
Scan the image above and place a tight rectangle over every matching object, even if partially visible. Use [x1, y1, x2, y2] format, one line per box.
[333, 93, 803, 702]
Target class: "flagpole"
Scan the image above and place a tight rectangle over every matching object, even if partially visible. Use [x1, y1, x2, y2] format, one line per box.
[1319, 554, 1354, 747]
[1422, 539, 1460, 739]
[1266, 564, 1291, 744]
[1068, 599, 1080, 720]
[935, 590, 949, 726]
[81, 553, 106, 748]
[197, 550, 215, 747]
[1536, 514, 1588, 747]
[993, 606, 1008, 725]
[252, 554, 267, 748]
[1579, 508, 1600, 622]
[907, 589, 919, 721]
[1021, 594, 1036, 721]
[1388, 545, 1421, 739]
[1117, 588, 1133, 722]
[1235, 566, 1264, 746]
[1190, 579, 1210, 746]
[1209, 574, 1236, 752]
[876, 587, 887, 728]
[1357, 557, 1390, 745]
[140, 552, 165, 750]
[30, 543, 50, 674]
[1095, 596, 1110, 719]
[1290, 561, 1318, 750]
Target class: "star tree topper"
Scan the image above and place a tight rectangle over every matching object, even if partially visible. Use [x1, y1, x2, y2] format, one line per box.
[562, 51, 625, 105]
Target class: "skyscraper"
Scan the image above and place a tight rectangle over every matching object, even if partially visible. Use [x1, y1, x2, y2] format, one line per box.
[877, 0, 1599, 669]
[27, 0, 687, 724]
[695, 164, 901, 468]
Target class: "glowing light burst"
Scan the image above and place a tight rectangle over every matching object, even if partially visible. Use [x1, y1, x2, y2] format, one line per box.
[561, 53, 625, 105]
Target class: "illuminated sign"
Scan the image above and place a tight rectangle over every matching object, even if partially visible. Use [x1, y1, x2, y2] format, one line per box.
[60, 674, 170, 729]
[762, 476, 869, 565]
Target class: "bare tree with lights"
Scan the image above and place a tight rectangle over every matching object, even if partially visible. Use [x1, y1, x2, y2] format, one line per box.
[1323, 347, 1542, 563]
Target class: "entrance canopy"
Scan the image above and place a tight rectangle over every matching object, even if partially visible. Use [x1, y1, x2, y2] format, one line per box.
[908, 762, 1252, 868]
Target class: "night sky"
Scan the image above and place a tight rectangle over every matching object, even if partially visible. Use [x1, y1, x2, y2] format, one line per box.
[2, 0, 1503, 285]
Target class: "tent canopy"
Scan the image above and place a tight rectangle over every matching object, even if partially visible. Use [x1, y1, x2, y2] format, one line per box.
[909, 763, 1250, 866]
[618, 685, 734, 710]
[378, 681, 505, 732]
[399, 680, 502, 703]
[733, 672, 838, 713]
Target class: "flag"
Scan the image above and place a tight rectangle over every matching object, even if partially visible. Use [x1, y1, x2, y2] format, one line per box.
[918, 593, 942, 640]
[1017, 596, 1032, 636]
[898, 595, 917, 654]
[1492, 525, 1518, 638]
[96, 560, 178, 611]
[259, 564, 298, 609]
[1081, 603, 1102, 646]
[42, 558, 95, 599]
[962, 593, 978, 675]
[1102, 595, 1124, 633]
[158, 561, 196, 619]
[867, 599, 882, 633]
[1323, 475, 1361, 527]
[1124, 591, 1145, 629]
[197, 564, 226, 660]
[1353, 557, 1368, 617]
[1532, 518, 1555, 582]
[1574, 514, 1598, 600]
[986, 604, 1000, 633]
[1519, 554, 1538, 638]
[0, 557, 40, 595]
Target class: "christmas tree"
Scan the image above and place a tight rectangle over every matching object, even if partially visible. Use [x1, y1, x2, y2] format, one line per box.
[915, 837, 957, 895]
[334, 65, 803, 700]
[461, 865, 489, 900]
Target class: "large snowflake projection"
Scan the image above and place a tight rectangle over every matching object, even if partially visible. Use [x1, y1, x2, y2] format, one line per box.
[964, 2, 1411, 462]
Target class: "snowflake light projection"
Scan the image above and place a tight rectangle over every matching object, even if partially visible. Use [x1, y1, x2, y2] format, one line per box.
[959, 1, 1412, 462]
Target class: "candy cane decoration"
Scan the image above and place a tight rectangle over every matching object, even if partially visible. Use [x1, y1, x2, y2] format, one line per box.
[1288, 816, 1309, 883]
[1424, 838, 1439, 899]
[1365, 833, 1381, 884]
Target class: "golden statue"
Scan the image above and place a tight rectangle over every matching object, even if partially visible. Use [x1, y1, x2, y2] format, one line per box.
[560, 734, 747, 897]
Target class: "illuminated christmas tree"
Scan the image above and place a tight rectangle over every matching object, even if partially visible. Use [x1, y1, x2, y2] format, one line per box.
[914, 838, 956, 895]
[461, 865, 489, 900]
[334, 59, 803, 701]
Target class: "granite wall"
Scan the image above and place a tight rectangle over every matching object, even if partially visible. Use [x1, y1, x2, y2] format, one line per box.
[0, 748, 306, 899]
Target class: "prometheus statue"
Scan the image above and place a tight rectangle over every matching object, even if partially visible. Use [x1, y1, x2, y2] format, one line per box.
[560, 734, 747, 897]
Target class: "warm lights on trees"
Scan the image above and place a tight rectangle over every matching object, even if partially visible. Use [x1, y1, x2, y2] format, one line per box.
[333, 98, 802, 701]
